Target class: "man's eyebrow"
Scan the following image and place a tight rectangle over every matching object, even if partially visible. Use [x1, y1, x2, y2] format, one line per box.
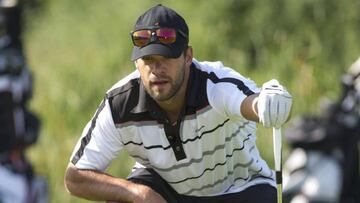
[141, 56, 153, 60]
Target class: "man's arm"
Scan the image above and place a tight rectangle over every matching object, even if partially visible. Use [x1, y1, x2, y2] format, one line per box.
[64, 163, 166, 203]
[240, 93, 260, 122]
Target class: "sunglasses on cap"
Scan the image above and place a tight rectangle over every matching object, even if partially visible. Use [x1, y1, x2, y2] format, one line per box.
[130, 27, 188, 47]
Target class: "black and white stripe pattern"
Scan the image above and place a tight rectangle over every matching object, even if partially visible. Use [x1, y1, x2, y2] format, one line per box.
[70, 59, 275, 196]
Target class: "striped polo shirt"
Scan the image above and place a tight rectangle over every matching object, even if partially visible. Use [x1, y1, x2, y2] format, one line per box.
[70, 59, 275, 196]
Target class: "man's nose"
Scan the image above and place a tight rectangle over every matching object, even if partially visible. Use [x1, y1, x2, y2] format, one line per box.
[150, 60, 165, 73]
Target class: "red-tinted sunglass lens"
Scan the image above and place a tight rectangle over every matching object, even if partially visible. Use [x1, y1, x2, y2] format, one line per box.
[132, 30, 151, 46]
[156, 28, 176, 44]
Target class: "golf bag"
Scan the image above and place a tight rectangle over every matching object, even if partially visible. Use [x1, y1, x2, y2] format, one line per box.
[0, 1, 48, 202]
[0, 0, 39, 154]
[283, 58, 360, 203]
[0, 48, 38, 153]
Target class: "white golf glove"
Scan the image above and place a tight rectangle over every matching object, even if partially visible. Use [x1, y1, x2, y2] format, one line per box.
[257, 79, 292, 128]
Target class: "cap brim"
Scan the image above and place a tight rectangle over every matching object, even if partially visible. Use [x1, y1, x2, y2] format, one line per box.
[131, 37, 186, 61]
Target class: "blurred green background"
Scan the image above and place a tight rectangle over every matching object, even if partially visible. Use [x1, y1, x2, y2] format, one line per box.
[21, 0, 360, 202]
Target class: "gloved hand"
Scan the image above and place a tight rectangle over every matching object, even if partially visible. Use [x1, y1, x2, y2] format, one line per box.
[257, 79, 292, 128]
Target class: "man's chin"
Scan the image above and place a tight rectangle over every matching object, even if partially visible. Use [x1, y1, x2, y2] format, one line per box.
[151, 95, 170, 102]
[149, 92, 174, 102]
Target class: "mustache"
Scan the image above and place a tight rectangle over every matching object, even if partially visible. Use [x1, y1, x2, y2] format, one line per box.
[149, 75, 170, 82]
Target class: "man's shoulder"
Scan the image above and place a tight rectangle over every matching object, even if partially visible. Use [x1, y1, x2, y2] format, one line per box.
[192, 59, 238, 78]
[192, 59, 258, 96]
[104, 70, 142, 121]
[193, 59, 226, 70]
[106, 70, 140, 98]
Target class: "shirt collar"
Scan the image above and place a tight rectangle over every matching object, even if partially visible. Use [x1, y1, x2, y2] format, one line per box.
[130, 79, 151, 114]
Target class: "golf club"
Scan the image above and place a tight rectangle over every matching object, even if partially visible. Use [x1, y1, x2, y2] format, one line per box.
[273, 127, 282, 203]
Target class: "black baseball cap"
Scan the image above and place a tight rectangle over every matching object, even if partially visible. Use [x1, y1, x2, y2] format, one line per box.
[131, 4, 189, 61]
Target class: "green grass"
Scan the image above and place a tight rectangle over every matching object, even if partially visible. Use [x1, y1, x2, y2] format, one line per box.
[22, 0, 360, 202]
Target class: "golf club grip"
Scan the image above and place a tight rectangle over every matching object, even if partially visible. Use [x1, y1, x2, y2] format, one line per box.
[273, 127, 282, 184]
[273, 127, 283, 203]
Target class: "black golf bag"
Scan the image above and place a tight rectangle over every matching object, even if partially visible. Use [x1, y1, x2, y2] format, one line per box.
[0, 0, 41, 153]
[283, 58, 360, 203]
[0, 1, 47, 202]
[0, 48, 39, 153]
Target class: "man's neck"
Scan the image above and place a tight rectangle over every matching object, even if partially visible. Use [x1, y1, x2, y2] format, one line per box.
[157, 89, 186, 124]
[157, 71, 189, 123]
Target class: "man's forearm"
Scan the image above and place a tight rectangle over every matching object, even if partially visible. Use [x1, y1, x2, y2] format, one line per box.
[64, 164, 136, 202]
[240, 93, 260, 122]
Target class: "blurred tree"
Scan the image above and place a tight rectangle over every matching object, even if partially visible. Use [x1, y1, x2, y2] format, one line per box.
[218, 0, 360, 71]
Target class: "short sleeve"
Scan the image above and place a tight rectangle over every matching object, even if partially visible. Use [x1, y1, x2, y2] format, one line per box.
[70, 97, 124, 171]
[206, 65, 260, 118]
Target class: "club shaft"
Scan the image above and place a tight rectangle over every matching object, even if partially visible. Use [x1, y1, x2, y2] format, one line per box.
[277, 184, 282, 203]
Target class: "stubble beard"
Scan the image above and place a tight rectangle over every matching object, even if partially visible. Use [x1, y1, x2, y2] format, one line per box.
[146, 63, 186, 102]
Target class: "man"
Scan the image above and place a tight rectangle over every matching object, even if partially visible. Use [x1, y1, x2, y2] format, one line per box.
[65, 4, 292, 203]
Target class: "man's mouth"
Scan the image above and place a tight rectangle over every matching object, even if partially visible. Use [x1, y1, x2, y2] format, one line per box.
[151, 80, 169, 87]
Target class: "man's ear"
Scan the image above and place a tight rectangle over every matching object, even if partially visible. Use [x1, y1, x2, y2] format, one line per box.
[185, 46, 193, 66]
